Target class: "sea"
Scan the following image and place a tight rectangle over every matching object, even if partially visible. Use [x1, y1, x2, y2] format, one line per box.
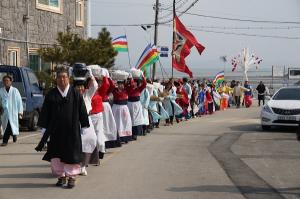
[114, 64, 300, 94]
[154, 66, 300, 94]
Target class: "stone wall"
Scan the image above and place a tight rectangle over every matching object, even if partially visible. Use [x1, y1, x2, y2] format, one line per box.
[0, 0, 87, 67]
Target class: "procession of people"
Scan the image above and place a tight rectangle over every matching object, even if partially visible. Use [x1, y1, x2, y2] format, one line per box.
[0, 63, 268, 188]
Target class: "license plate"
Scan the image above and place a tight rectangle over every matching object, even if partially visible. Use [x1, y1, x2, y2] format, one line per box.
[278, 115, 296, 120]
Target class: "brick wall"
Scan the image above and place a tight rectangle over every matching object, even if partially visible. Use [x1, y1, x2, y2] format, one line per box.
[0, 0, 87, 67]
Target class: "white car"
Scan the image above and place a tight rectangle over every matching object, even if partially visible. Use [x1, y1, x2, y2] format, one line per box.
[261, 87, 300, 130]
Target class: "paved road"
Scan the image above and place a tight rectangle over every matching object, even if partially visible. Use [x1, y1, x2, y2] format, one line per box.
[0, 106, 299, 199]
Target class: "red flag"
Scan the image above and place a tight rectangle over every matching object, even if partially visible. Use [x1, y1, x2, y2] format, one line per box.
[172, 15, 205, 78]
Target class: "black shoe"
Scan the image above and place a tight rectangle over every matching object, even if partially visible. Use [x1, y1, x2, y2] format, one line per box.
[1, 143, 7, 147]
[67, 178, 76, 189]
[132, 135, 137, 141]
[55, 177, 67, 187]
[297, 132, 300, 141]
[13, 136, 17, 143]
[99, 152, 104, 159]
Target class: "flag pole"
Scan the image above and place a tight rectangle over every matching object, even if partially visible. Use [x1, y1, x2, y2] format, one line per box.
[124, 29, 132, 69]
[171, 0, 175, 79]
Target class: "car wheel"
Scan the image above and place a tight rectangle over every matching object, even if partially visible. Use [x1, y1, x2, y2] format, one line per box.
[29, 111, 39, 131]
[261, 125, 271, 131]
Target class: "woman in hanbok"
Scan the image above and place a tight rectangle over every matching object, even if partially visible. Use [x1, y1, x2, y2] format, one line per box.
[101, 77, 119, 148]
[111, 73, 132, 144]
[175, 81, 189, 122]
[127, 71, 147, 140]
[154, 82, 169, 125]
[37, 67, 90, 188]
[212, 86, 221, 112]
[243, 81, 253, 108]
[146, 81, 156, 130]
[197, 83, 206, 116]
[219, 87, 228, 111]
[89, 67, 110, 163]
[148, 81, 161, 128]
[206, 87, 214, 114]
[163, 80, 183, 125]
[73, 67, 98, 176]
[140, 87, 150, 135]
[190, 82, 198, 118]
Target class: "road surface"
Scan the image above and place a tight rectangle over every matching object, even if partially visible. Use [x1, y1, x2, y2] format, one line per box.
[0, 106, 299, 199]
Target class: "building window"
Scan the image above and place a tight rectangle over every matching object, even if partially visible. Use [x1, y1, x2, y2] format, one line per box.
[29, 54, 40, 72]
[8, 47, 20, 66]
[36, 0, 63, 14]
[29, 49, 52, 72]
[76, 0, 84, 27]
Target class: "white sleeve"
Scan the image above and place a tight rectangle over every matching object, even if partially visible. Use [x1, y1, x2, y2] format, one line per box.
[86, 75, 98, 99]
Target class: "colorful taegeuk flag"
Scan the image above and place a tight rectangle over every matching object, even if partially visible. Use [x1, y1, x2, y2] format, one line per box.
[112, 35, 128, 52]
[135, 43, 159, 76]
[213, 71, 225, 86]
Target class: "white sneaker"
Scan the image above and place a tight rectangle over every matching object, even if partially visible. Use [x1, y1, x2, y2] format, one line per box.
[80, 166, 88, 176]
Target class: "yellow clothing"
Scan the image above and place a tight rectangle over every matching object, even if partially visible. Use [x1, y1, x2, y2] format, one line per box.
[224, 86, 233, 94]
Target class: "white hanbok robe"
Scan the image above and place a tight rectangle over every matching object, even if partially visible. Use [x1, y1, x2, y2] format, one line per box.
[163, 87, 182, 117]
[81, 77, 98, 153]
[102, 101, 117, 141]
[213, 91, 221, 112]
[140, 88, 150, 126]
[157, 85, 169, 120]
[0, 86, 23, 135]
[149, 89, 160, 123]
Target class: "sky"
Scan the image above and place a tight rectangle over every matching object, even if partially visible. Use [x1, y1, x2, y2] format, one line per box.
[89, 0, 300, 78]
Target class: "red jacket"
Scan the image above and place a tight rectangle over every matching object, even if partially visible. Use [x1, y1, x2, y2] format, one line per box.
[176, 87, 189, 107]
[127, 76, 147, 98]
[205, 90, 213, 103]
[90, 77, 110, 114]
[101, 78, 114, 102]
[111, 80, 129, 101]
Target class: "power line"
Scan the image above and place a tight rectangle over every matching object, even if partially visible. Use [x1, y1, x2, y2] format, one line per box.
[90, 0, 152, 7]
[159, 0, 200, 24]
[91, 23, 154, 27]
[160, 9, 300, 24]
[91, 23, 300, 31]
[191, 25, 300, 30]
[160, 23, 300, 30]
[90, 0, 198, 27]
[158, 0, 189, 20]
[186, 28, 300, 39]
[91, 23, 300, 39]
[161, 0, 184, 10]
[160, 22, 300, 39]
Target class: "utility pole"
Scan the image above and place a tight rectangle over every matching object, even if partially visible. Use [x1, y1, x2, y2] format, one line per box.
[172, 0, 175, 79]
[152, 0, 159, 81]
